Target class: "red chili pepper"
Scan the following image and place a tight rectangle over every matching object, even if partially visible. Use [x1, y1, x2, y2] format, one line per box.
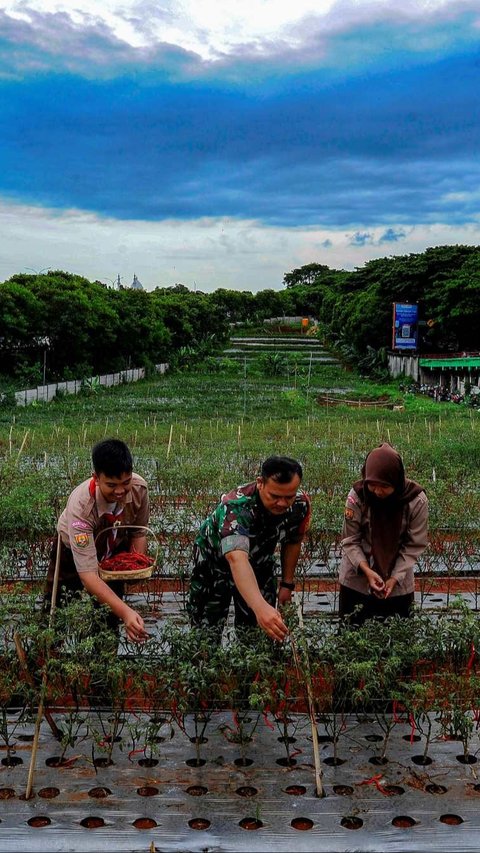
[466, 642, 476, 674]
[392, 700, 407, 723]
[128, 747, 146, 761]
[409, 712, 417, 744]
[262, 705, 275, 730]
[358, 773, 392, 795]
[100, 552, 153, 572]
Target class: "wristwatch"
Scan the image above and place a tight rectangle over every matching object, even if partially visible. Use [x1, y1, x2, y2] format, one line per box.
[280, 580, 295, 591]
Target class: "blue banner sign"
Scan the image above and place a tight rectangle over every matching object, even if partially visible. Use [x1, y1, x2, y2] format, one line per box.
[392, 302, 418, 350]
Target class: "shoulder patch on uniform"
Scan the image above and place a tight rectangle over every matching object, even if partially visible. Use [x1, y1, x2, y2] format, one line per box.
[344, 507, 354, 520]
[347, 493, 358, 505]
[74, 533, 91, 548]
[72, 520, 90, 531]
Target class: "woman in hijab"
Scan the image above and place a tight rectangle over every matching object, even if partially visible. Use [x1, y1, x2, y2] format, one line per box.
[338, 442, 428, 626]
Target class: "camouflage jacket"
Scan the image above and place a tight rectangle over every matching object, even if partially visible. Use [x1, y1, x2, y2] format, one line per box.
[194, 481, 311, 568]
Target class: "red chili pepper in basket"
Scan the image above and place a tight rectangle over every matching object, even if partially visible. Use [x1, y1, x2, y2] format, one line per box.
[99, 552, 153, 572]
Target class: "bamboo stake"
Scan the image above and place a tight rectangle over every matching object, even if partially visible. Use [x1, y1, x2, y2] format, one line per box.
[14, 634, 61, 740]
[24, 536, 62, 800]
[16, 429, 29, 463]
[292, 594, 324, 798]
[166, 424, 173, 458]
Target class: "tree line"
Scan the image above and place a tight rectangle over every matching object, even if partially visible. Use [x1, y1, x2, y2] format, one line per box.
[1, 244, 479, 386]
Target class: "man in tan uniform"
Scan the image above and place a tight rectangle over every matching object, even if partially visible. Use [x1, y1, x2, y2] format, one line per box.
[45, 437, 149, 643]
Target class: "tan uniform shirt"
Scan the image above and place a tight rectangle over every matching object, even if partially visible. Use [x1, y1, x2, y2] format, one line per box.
[57, 473, 149, 574]
[339, 487, 428, 596]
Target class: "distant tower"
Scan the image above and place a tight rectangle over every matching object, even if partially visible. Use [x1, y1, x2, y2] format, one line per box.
[116, 274, 122, 289]
[131, 273, 143, 290]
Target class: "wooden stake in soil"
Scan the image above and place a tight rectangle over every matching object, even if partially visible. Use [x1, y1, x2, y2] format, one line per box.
[16, 429, 29, 463]
[292, 595, 324, 798]
[24, 535, 62, 800]
[166, 424, 173, 458]
[14, 634, 61, 740]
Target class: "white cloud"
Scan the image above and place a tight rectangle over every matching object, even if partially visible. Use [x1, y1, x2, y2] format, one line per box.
[1, 197, 479, 292]
[2, 0, 478, 58]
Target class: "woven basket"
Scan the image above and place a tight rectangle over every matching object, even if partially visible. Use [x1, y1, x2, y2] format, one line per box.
[96, 525, 159, 581]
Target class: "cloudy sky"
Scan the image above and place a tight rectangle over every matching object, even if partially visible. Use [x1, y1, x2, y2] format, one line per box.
[0, 0, 479, 292]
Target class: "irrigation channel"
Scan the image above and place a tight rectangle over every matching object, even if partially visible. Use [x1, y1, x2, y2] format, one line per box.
[2, 538, 480, 852]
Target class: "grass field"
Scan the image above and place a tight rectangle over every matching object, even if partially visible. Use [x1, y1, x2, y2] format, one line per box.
[0, 358, 478, 550]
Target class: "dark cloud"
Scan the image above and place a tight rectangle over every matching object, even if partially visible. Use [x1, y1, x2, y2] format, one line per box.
[0, 9, 205, 79]
[0, 16, 479, 229]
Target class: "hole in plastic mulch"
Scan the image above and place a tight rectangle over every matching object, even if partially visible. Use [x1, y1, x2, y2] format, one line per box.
[341, 816, 363, 830]
[383, 785, 405, 796]
[133, 817, 157, 829]
[291, 817, 314, 830]
[239, 817, 263, 830]
[189, 818, 211, 830]
[137, 786, 159, 797]
[236, 785, 258, 797]
[411, 754, 432, 766]
[38, 786, 60, 799]
[333, 785, 354, 796]
[0, 788, 15, 799]
[80, 816, 106, 828]
[285, 785, 307, 796]
[439, 814, 463, 825]
[392, 815, 416, 828]
[186, 785, 208, 796]
[28, 816, 52, 827]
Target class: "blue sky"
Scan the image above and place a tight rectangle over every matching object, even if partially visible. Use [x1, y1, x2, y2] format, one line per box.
[0, 0, 479, 292]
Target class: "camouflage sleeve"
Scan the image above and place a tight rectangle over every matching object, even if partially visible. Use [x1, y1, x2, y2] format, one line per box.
[219, 500, 251, 556]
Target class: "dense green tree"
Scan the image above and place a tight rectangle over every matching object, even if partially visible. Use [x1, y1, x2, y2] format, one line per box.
[208, 289, 255, 323]
[283, 263, 338, 288]
[1, 244, 479, 385]
[152, 289, 229, 354]
[0, 280, 44, 376]
[422, 252, 480, 352]
[282, 246, 480, 368]
[253, 288, 289, 321]
[27, 271, 118, 378]
[112, 288, 170, 369]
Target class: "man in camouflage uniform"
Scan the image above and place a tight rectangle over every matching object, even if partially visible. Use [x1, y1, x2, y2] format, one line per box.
[187, 456, 311, 642]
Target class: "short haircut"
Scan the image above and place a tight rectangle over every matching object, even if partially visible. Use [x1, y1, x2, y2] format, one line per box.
[92, 438, 133, 477]
[261, 455, 303, 484]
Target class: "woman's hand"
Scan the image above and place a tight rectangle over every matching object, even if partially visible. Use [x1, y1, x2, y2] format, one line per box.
[364, 568, 386, 597]
[383, 577, 398, 598]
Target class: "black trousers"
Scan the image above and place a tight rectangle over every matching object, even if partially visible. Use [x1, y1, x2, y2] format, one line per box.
[338, 584, 414, 628]
[44, 535, 125, 635]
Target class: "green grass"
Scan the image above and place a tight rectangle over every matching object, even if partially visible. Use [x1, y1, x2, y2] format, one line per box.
[1, 354, 479, 765]
[0, 360, 479, 544]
